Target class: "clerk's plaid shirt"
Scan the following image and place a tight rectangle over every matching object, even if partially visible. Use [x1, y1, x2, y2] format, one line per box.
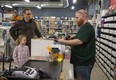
[13, 44, 29, 68]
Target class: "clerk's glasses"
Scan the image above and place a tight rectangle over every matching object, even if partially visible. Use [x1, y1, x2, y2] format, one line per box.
[75, 11, 85, 19]
[78, 11, 85, 16]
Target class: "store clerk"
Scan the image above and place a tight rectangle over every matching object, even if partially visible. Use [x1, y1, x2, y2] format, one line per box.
[57, 9, 96, 80]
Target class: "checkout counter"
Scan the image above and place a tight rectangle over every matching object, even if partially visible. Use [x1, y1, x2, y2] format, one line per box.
[6, 39, 74, 80]
[7, 60, 62, 80]
[7, 39, 64, 80]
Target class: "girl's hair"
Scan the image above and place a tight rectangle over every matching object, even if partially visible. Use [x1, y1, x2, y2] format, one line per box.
[16, 35, 26, 46]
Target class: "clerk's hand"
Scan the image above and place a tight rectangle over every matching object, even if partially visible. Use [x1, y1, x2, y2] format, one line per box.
[69, 34, 75, 39]
[57, 39, 65, 44]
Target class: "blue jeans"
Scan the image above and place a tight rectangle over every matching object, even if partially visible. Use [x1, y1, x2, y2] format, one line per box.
[74, 63, 94, 80]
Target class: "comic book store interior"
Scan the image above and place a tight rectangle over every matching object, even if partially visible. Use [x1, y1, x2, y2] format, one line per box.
[0, 0, 116, 80]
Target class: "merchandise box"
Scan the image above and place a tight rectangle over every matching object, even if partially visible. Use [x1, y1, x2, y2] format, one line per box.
[105, 35, 109, 39]
[113, 37, 116, 42]
[104, 63, 107, 70]
[100, 38, 103, 43]
[107, 54, 111, 60]
[114, 16, 116, 20]
[113, 23, 116, 28]
[104, 24, 108, 27]
[109, 30, 113, 34]
[111, 57, 115, 64]
[100, 43, 103, 47]
[105, 46, 108, 51]
[112, 43, 116, 49]
[109, 35, 113, 41]
[31, 39, 54, 57]
[97, 37, 100, 41]
[103, 67, 107, 74]
[109, 24, 114, 28]
[108, 48, 112, 54]
[100, 48, 103, 53]
[110, 63, 115, 70]
[100, 45, 103, 49]
[106, 65, 109, 73]
[107, 73, 111, 80]
[96, 46, 99, 50]
[111, 69, 114, 77]
[109, 76, 114, 80]
[104, 29, 109, 33]
[101, 29, 104, 32]
[105, 17, 113, 22]
[96, 50, 98, 53]
[103, 51, 107, 57]
[112, 50, 116, 58]
[104, 57, 107, 63]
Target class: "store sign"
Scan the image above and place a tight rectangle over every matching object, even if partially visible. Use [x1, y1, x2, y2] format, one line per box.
[109, 0, 116, 10]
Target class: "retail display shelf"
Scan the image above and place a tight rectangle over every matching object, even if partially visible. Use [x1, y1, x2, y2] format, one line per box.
[36, 17, 77, 37]
[104, 21, 116, 23]
[96, 14, 116, 80]
[101, 32, 115, 36]
[96, 50, 115, 79]
[100, 36, 116, 44]
[102, 13, 116, 18]
[101, 26, 116, 30]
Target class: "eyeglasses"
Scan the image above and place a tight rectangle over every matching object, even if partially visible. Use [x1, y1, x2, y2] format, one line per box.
[78, 11, 84, 15]
[25, 13, 32, 15]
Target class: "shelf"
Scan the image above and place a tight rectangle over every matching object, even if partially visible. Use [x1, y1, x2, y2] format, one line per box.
[37, 17, 77, 37]
[97, 49, 114, 71]
[102, 13, 116, 18]
[97, 42, 116, 62]
[101, 26, 116, 30]
[101, 32, 115, 36]
[100, 36, 116, 44]
[104, 21, 116, 23]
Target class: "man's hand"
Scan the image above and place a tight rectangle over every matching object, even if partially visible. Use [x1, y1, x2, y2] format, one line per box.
[57, 39, 66, 44]
[69, 34, 75, 39]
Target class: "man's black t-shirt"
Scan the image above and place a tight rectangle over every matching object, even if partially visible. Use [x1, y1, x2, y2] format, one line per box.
[70, 22, 96, 66]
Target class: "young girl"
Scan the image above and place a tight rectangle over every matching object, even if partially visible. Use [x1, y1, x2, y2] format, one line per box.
[13, 35, 29, 68]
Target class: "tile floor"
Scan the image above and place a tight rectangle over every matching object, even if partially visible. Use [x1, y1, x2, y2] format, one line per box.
[91, 63, 109, 80]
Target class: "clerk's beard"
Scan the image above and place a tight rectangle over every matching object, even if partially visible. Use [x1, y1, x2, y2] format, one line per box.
[77, 18, 84, 27]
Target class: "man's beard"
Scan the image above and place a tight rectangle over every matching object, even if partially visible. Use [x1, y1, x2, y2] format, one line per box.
[77, 18, 84, 27]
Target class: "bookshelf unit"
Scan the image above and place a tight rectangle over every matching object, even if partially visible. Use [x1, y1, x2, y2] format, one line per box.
[36, 17, 77, 37]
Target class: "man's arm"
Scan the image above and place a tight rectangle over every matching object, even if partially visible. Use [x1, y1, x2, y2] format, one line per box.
[34, 23, 42, 38]
[10, 22, 19, 40]
[57, 39, 83, 46]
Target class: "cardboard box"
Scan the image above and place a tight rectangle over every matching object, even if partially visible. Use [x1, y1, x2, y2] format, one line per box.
[31, 39, 53, 57]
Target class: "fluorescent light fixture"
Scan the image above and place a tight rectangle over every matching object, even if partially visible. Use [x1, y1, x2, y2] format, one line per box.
[24, 0, 30, 2]
[41, 4, 63, 8]
[71, 6, 75, 10]
[73, 0, 77, 4]
[36, 5, 41, 9]
[12, 3, 19, 6]
[5, 5, 12, 8]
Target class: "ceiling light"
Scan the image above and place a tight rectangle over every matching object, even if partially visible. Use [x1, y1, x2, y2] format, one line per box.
[71, 6, 75, 10]
[36, 5, 41, 9]
[24, 0, 30, 2]
[12, 4, 19, 6]
[5, 5, 12, 8]
[73, 0, 77, 4]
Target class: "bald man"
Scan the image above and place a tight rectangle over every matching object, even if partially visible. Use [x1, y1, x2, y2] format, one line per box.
[57, 9, 95, 80]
